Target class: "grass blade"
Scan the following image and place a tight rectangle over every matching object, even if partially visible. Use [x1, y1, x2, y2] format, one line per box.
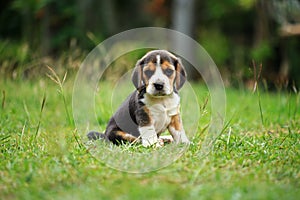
[46, 66, 74, 127]
[0, 135, 11, 144]
[252, 61, 264, 126]
[34, 93, 46, 140]
[72, 129, 83, 149]
[2, 90, 5, 109]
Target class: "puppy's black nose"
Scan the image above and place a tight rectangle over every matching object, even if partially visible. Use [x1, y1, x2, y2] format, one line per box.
[153, 83, 164, 91]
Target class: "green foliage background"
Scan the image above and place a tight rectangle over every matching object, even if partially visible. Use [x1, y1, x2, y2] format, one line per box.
[0, 0, 300, 87]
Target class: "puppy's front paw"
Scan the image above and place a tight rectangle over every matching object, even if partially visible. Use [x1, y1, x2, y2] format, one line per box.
[141, 138, 164, 148]
[139, 125, 159, 147]
[141, 137, 158, 147]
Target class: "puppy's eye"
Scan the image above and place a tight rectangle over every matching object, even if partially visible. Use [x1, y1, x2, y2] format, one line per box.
[144, 69, 154, 77]
[164, 69, 174, 77]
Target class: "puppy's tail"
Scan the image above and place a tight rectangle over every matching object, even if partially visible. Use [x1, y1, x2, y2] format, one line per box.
[87, 131, 107, 141]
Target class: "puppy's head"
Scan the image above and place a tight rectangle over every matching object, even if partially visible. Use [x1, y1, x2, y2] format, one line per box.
[132, 50, 186, 96]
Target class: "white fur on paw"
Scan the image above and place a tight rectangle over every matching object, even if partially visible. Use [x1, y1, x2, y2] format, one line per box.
[139, 126, 158, 147]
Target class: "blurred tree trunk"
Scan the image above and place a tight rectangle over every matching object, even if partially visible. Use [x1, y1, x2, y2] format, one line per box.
[172, 0, 198, 80]
[77, 0, 116, 37]
[254, 0, 269, 46]
[101, 0, 117, 35]
[41, 6, 51, 56]
[254, 0, 289, 85]
[253, 0, 284, 84]
[172, 0, 194, 36]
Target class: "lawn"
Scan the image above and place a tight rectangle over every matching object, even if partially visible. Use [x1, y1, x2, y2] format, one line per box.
[0, 77, 299, 200]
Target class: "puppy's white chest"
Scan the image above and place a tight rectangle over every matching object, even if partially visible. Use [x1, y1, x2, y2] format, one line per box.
[143, 93, 180, 134]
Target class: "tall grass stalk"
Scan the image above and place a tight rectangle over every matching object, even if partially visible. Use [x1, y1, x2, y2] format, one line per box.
[34, 93, 46, 140]
[226, 127, 232, 147]
[23, 101, 30, 120]
[72, 128, 83, 148]
[292, 83, 299, 121]
[47, 66, 74, 127]
[252, 60, 264, 126]
[1, 90, 5, 109]
[295, 92, 300, 121]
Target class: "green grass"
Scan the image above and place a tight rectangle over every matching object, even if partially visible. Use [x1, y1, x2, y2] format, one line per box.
[0, 77, 299, 200]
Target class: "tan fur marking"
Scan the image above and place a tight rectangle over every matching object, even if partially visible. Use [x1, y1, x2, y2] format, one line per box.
[144, 62, 156, 71]
[161, 61, 175, 70]
[142, 74, 149, 85]
[161, 61, 176, 89]
[143, 62, 156, 85]
[169, 114, 182, 131]
[115, 131, 138, 143]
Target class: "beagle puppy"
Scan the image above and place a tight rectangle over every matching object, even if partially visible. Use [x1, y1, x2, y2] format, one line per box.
[87, 50, 190, 147]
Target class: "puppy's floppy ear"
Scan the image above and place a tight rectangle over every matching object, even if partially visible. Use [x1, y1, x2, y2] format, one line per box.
[174, 58, 187, 91]
[131, 58, 144, 89]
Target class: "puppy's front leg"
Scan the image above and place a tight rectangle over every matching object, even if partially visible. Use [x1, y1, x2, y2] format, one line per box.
[139, 125, 159, 147]
[136, 107, 161, 147]
[168, 114, 190, 144]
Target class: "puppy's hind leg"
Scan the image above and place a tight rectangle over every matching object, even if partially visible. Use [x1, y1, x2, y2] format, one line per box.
[108, 130, 140, 145]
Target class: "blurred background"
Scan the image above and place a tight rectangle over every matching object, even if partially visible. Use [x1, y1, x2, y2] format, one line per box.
[0, 0, 300, 89]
